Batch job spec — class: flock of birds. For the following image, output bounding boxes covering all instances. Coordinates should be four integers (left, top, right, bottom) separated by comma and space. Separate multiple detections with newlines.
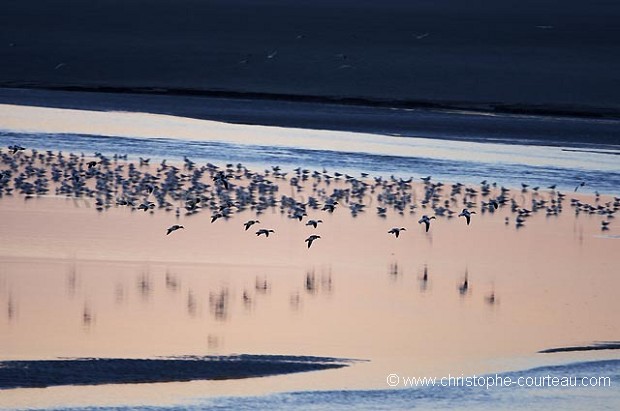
1, 145, 618, 252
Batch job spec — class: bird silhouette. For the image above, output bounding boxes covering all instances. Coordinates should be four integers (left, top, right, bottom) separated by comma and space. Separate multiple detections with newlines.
305, 235, 321, 248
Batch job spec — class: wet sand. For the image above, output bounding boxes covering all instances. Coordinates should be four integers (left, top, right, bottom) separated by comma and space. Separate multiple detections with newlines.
0, 152, 618, 408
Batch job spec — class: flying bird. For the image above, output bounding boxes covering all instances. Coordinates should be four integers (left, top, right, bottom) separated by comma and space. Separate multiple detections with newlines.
166, 225, 184, 235
322, 202, 338, 212
305, 235, 321, 248
388, 227, 406, 238
418, 215, 436, 232
256, 229, 275, 237
458, 209, 476, 225
305, 219, 323, 228
244, 220, 260, 231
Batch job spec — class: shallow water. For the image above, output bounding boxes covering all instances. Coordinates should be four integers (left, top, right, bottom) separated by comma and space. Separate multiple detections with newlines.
0, 104, 618, 409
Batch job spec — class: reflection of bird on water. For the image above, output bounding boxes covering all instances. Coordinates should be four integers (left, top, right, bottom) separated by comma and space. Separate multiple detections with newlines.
255, 277, 270, 293
419, 264, 429, 291
242, 290, 252, 307
485, 291, 497, 305
388, 227, 406, 238
389, 262, 400, 277
459, 271, 469, 295
82, 303, 94, 327
418, 215, 436, 232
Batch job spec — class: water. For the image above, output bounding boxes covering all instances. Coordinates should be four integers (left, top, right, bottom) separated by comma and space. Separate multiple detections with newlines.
24, 360, 620, 411
1, 129, 619, 195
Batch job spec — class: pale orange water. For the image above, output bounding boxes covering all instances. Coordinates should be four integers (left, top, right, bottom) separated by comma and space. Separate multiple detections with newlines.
0, 187, 618, 408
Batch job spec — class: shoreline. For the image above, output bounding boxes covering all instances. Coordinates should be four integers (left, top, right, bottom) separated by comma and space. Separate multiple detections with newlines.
3, 84, 620, 121
1, 88, 620, 150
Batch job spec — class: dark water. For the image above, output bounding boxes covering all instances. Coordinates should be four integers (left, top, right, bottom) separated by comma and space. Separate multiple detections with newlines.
24, 360, 620, 410
1, 0, 620, 113
0, 356, 350, 389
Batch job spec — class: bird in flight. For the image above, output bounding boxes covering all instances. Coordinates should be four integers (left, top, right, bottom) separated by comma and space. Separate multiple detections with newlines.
166, 225, 184, 235
388, 227, 406, 238
418, 215, 436, 232
305, 219, 323, 228
322, 202, 338, 212
244, 220, 260, 231
256, 229, 275, 237
305, 235, 321, 248
458, 209, 476, 225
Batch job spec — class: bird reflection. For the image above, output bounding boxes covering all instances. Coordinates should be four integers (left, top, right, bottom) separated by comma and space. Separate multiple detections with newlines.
7, 293, 16, 321
389, 262, 402, 279
187, 290, 197, 317
165, 270, 180, 292
485, 284, 498, 305
320, 271, 333, 293
137, 270, 152, 300
242, 289, 253, 308
209, 288, 229, 321
82, 302, 94, 328
419, 264, 429, 292
207, 334, 220, 351
485, 292, 497, 305
114, 283, 125, 304
458, 269, 470, 296
66, 265, 78, 297
255, 276, 270, 294
290, 291, 302, 310
305, 270, 317, 294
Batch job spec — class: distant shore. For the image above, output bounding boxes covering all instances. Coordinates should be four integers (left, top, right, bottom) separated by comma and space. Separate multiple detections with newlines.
2, 88, 620, 150
3, 84, 620, 120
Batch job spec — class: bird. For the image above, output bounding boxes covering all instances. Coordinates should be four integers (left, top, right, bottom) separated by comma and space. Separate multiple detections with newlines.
166, 225, 184, 235
305, 235, 321, 248
418, 215, 436, 232
305, 219, 323, 228
244, 220, 260, 231
322, 202, 338, 212
388, 227, 406, 238
211, 213, 223, 223
137, 201, 154, 212
256, 229, 275, 237
86, 161, 98, 169
8, 145, 25, 155
458, 209, 476, 225
575, 181, 585, 192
